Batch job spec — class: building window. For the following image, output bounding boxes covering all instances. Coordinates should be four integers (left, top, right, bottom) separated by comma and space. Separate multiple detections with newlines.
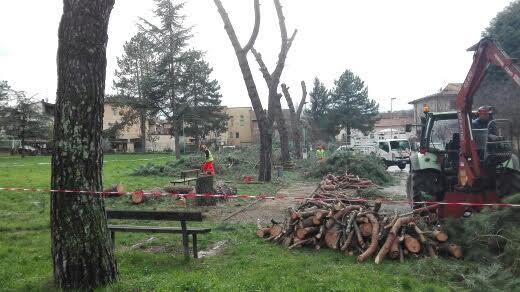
239, 115, 245, 127
229, 132, 233, 139
112, 108, 118, 116
236, 132, 240, 139
230, 116, 234, 127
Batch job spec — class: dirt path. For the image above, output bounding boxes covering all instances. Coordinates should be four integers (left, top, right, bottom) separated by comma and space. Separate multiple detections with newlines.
206, 182, 319, 225
206, 169, 412, 224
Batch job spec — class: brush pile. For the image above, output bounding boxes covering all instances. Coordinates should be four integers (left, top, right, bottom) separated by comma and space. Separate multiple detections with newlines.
319, 174, 377, 191
257, 200, 463, 263
315, 174, 378, 201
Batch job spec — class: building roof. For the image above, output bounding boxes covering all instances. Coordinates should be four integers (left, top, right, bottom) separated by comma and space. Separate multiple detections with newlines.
408, 83, 462, 105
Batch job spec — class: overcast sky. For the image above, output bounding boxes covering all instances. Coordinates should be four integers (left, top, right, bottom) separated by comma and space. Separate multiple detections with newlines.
0, 0, 514, 112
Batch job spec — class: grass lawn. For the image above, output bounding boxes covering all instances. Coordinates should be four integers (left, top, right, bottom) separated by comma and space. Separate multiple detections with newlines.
0, 154, 462, 291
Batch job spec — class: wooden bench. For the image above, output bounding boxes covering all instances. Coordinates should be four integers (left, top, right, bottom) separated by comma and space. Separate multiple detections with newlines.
171, 169, 200, 185
107, 210, 211, 259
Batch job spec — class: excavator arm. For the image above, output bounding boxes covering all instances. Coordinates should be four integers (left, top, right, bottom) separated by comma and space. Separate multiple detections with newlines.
456, 37, 520, 187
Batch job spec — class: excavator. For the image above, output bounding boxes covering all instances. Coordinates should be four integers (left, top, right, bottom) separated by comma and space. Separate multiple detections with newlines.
407, 38, 520, 218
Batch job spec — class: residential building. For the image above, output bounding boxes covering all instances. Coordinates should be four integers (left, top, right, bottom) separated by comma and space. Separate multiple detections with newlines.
408, 83, 462, 125
223, 107, 255, 145
335, 110, 414, 143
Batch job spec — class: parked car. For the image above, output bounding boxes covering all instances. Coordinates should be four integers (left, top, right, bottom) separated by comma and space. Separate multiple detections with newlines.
17, 145, 39, 156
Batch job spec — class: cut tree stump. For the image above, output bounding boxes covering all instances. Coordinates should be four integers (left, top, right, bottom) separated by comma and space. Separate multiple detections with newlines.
196, 175, 216, 206
103, 183, 124, 196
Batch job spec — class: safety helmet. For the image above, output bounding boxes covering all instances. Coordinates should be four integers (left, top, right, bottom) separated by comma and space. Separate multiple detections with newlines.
477, 106, 491, 115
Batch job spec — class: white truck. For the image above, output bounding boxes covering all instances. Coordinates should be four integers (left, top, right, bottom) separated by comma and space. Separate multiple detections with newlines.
337, 136, 411, 170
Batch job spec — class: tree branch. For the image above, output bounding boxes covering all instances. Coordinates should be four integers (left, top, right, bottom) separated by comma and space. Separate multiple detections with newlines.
251, 48, 272, 85
213, 0, 261, 54
281, 83, 296, 112
213, 0, 244, 54
271, 0, 297, 82
242, 0, 261, 53
296, 80, 307, 118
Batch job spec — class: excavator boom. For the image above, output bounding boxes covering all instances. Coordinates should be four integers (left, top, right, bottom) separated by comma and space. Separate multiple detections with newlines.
456, 38, 520, 187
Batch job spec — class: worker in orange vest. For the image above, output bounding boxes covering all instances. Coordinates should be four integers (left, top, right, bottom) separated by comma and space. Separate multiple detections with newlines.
201, 144, 215, 175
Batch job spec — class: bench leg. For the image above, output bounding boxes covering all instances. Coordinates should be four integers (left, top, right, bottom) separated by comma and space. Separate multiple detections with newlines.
110, 231, 115, 246
181, 221, 190, 260
192, 234, 198, 259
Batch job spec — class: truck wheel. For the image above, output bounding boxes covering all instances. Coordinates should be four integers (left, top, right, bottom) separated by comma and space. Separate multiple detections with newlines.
497, 169, 520, 197
406, 170, 444, 208
398, 162, 406, 170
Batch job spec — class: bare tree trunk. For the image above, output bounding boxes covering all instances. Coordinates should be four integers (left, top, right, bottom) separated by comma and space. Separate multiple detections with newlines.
270, 91, 291, 163
281, 81, 306, 158
51, 0, 117, 289
347, 124, 351, 146
20, 120, 25, 158
248, 0, 297, 165
139, 110, 147, 153
214, 0, 272, 181
173, 127, 181, 159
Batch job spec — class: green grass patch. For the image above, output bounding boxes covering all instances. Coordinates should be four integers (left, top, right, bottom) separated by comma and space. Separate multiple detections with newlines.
0, 154, 458, 290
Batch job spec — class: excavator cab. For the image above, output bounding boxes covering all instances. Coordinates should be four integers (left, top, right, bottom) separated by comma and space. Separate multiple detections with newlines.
472, 119, 514, 166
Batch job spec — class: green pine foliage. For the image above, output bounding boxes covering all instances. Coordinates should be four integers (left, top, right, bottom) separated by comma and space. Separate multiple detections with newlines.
309, 151, 394, 186
441, 194, 520, 290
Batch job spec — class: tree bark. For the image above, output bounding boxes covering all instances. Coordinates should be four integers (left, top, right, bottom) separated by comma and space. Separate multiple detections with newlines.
270, 91, 291, 163
139, 109, 147, 153
196, 175, 216, 206
248, 0, 297, 165
51, 0, 117, 289
173, 127, 181, 159
214, 0, 272, 181
281, 81, 306, 159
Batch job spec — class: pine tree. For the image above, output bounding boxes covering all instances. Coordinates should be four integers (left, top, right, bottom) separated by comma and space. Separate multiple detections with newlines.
113, 32, 156, 152
139, 0, 192, 158
306, 77, 333, 141
181, 51, 228, 146
331, 70, 379, 144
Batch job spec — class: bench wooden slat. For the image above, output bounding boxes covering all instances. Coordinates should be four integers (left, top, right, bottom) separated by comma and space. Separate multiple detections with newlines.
108, 225, 211, 234
106, 210, 202, 221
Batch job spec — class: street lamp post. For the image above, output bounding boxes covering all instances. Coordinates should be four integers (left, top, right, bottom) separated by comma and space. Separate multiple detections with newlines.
390, 98, 397, 138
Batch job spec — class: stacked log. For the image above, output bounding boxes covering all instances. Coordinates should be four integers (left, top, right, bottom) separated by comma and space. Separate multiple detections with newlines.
319, 174, 377, 192
257, 199, 462, 263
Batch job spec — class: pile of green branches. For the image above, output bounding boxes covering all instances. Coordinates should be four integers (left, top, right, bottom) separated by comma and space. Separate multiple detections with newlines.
441, 194, 520, 290
309, 151, 394, 186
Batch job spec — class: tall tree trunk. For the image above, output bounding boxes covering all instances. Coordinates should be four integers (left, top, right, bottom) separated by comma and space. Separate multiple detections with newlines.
281, 82, 306, 159
347, 124, 352, 146
20, 121, 25, 158
139, 110, 147, 153
270, 91, 290, 163
258, 120, 273, 181
174, 127, 181, 159
213, 0, 272, 181
51, 0, 117, 289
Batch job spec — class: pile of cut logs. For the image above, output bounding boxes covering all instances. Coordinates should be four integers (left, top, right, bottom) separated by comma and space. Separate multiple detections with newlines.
257, 200, 462, 263
319, 174, 377, 192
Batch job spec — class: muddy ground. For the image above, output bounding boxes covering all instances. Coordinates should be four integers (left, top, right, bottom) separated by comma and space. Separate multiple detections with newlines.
206, 166, 411, 225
